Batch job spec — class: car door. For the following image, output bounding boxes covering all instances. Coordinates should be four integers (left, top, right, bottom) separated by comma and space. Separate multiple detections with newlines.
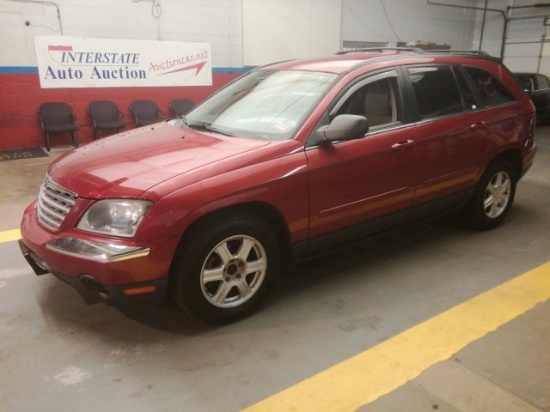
531, 74, 550, 118
305, 70, 416, 250
403, 65, 492, 219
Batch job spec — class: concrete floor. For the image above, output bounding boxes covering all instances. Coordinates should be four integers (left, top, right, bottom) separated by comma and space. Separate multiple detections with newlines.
0, 128, 549, 412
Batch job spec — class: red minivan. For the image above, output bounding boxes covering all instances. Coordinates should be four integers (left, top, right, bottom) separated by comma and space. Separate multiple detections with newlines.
19, 49, 537, 323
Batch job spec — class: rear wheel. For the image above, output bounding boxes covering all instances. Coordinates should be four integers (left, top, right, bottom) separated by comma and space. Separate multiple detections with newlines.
170, 212, 280, 324
464, 159, 517, 230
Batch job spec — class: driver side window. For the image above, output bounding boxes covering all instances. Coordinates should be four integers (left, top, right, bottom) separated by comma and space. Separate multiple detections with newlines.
335, 75, 401, 128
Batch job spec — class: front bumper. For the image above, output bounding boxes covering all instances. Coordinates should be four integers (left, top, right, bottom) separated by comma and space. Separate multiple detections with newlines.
19, 239, 168, 306
19, 203, 178, 307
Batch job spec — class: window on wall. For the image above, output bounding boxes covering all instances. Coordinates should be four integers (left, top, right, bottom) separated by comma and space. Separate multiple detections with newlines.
406, 66, 464, 119
464, 67, 516, 107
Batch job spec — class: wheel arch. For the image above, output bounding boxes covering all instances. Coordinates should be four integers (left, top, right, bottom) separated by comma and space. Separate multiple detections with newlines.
169, 201, 293, 277
490, 148, 522, 180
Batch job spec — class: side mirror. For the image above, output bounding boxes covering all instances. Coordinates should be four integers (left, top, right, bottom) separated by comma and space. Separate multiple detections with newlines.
316, 114, 369, 144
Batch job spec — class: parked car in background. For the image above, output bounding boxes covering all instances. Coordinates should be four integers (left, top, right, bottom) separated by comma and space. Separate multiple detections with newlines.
19, 49, 537, 324
513, 72, 550, 124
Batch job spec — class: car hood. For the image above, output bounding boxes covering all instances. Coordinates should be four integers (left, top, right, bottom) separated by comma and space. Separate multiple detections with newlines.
48, 122, 272, 199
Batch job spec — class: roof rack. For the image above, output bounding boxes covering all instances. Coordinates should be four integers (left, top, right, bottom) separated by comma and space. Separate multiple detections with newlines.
336, 48, 492, 57
420, 49, 491, 56
336, 47, 422, 55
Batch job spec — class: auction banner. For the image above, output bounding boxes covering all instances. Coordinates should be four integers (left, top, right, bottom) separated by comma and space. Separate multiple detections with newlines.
34, 36, 212, 88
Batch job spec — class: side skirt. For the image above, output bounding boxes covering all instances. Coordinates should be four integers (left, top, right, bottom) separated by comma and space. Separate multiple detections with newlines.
292, 188, 475, 264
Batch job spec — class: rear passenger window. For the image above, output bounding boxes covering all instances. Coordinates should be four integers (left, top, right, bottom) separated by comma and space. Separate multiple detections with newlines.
455, 69, 478, 110
464, 67, 516, 107
407, 66, 464, 119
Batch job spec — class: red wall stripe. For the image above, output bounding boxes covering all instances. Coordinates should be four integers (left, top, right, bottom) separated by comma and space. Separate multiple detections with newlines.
0, 72, 241, 150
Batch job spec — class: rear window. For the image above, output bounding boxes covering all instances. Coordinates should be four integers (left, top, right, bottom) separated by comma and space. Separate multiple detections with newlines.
464, 67, 516, 107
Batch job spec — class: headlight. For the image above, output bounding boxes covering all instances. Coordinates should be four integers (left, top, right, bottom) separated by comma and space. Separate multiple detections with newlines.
77, 199, 152, 238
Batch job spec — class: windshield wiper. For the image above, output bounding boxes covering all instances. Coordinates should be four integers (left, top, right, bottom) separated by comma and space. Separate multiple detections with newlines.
185, 122, 234, 137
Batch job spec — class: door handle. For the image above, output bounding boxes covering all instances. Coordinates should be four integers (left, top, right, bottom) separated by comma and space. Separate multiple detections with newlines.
391, 139, 415, 150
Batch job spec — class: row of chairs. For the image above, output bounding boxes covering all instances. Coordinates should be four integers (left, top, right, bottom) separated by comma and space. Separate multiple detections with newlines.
38, 98, 195, 151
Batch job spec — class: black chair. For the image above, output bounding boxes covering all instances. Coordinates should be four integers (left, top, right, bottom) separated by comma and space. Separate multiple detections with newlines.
169, 98, 195, 118
38, 102, 79, 151
88, 100, 126, 139
129, 100, 165, 127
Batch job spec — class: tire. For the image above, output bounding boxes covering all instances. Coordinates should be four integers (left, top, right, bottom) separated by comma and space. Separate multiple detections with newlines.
170, 211, 280, 324
464, 159, 517, 230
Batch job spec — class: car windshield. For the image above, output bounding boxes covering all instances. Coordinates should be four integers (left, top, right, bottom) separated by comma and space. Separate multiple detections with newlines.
179, 69, 337, 141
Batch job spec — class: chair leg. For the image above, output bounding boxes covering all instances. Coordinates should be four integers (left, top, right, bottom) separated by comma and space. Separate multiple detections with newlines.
45, 132, 50, 152
71, 131, 78, 147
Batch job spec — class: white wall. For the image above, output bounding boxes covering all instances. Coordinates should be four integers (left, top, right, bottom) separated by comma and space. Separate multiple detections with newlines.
504, 21, 547, 73
469, 0, 506, 58
2, 0, 483, 70
0, 0, 244, 68
5, 0, 549, 73
1, 0, 341, 69
341, 0, 477, 50
242, 0, 341, 66
501, 0, 550, 74
470, 0, 550, 74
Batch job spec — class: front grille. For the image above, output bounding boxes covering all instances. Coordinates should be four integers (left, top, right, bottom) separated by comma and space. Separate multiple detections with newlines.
37, 176, 78, 231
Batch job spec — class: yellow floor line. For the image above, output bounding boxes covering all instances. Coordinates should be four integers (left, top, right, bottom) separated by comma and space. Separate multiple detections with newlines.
0, 229, 20, 243
243, 262, 550, 412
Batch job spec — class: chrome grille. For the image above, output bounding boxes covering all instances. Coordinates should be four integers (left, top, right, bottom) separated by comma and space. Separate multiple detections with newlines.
37, 176, 78, 231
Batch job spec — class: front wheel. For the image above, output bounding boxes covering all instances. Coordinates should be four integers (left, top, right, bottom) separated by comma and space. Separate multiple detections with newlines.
170, 212, 281, 324
464, 159, 517, 230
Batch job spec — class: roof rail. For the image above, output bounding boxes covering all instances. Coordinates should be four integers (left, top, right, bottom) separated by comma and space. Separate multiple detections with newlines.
336, 48, 493, 58
420, 49, 491, 56
336, 47, 422, 55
